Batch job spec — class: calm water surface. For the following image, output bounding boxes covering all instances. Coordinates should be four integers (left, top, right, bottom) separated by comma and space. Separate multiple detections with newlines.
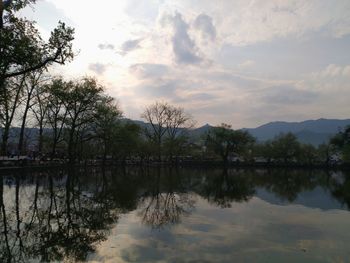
1, 167, 350, 262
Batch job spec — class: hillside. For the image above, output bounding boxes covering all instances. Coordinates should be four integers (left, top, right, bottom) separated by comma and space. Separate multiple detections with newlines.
242, 118, 350, 145
1, 118, 349, 148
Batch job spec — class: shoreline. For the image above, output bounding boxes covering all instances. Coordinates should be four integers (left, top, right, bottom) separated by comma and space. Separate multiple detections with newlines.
0, 160, 349, 172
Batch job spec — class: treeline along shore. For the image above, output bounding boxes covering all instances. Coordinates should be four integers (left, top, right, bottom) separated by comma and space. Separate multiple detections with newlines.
0, 89, 349, 169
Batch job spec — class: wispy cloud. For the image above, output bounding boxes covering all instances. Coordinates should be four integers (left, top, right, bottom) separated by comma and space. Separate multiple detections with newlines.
88, 63, 108, 75
98, 43, 115, 50
118, 38, 143, 56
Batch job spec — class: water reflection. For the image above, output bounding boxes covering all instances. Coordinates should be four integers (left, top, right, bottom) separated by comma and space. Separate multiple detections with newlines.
139, 169, 195, 229
0, 167, 349, 262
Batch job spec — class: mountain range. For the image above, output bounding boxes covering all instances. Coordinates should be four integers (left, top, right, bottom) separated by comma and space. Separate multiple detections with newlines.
242, 118, 350, 145
2, 118, 349, 147
190, 118, 350, 146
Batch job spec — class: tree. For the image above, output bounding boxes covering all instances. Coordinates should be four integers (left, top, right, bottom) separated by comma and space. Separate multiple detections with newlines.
17, 70, 48, 155
141, 101, 169, 161
112, 122, 142, 164
330, 126, 350, 163
30, 77, 50, 153
1, 0, 74, 156
0, 0, 74, 87
164, 105, 194, 162
141, 101, 194, 162
93, 97, 122, 163
0, 75, 24, 155
253, 141, 274, 164
62, 77, 104, 163
45, 77, 71, 158
299, 144, 317, 165
317, 143, 334, 166
271, 133, 300, 164
205, 123, 255, 165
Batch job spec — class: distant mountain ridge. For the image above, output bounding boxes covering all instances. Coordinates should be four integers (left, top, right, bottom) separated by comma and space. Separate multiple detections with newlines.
124, 118, 350, 145
2, 118, 349, 148
242, 118, 350, 145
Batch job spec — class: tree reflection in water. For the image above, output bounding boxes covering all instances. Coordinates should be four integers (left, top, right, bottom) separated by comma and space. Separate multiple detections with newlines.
0, 167, 349, 262
139, 168, 195, 229
0, 168, 120, 262
200, 168, 256, 208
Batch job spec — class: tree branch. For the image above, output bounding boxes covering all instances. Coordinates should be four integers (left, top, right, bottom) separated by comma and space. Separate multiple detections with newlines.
4, 48, 62, 79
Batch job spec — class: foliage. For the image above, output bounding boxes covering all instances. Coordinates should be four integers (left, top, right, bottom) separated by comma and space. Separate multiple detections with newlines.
205, 123, 255, 164
330, 126, 350, 162
112, 122, 142, 160
270, 132, 300, 163
93, 97, 122, 160
0, 0, 74, 81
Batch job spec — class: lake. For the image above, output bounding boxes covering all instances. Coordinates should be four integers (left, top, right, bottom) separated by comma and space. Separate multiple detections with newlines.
0, 167, 349, 262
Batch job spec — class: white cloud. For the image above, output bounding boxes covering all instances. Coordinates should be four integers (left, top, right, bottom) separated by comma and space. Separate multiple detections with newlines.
238, 60, 256, 70
312, 64, 350, 78
202, 0, 350, 46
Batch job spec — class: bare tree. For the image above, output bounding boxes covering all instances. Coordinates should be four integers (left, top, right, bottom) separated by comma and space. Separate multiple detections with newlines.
93, 96, 122, 163
141, 101, 169, 161
165, 105, 194, 161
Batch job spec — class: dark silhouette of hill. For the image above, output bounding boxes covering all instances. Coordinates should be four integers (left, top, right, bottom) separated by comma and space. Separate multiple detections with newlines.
242, 118, 350, 145
187, 118, 350, 146
1, 118, 349, 149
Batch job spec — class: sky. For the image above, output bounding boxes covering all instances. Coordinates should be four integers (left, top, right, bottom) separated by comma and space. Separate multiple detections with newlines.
20, 0, 350, 128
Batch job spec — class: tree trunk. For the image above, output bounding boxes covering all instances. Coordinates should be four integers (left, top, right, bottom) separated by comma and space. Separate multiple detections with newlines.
0, 1, 4, 29
38, 124, 43, 153
17, 104, 30, 155
1, 124, 10, 156
68, 125, 76, 164
102, 140, 107, 166
158, 136, 162, 162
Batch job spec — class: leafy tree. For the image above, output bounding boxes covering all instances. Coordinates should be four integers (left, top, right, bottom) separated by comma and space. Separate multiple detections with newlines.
317, 143, 334, 165
112, 122, 142, 164
299, 144, 317, 165
330, 126, 350, 163
205, 123, 255, 164
62, 77, 104, 163
253, 141, 274, 163
270, 132, 300, 164
1, 0, 74, 156
0, 0, 74, 87
93, 97, 122, 162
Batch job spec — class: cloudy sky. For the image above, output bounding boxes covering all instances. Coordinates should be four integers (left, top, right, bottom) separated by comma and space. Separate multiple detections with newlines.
21, 0, 350, 128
